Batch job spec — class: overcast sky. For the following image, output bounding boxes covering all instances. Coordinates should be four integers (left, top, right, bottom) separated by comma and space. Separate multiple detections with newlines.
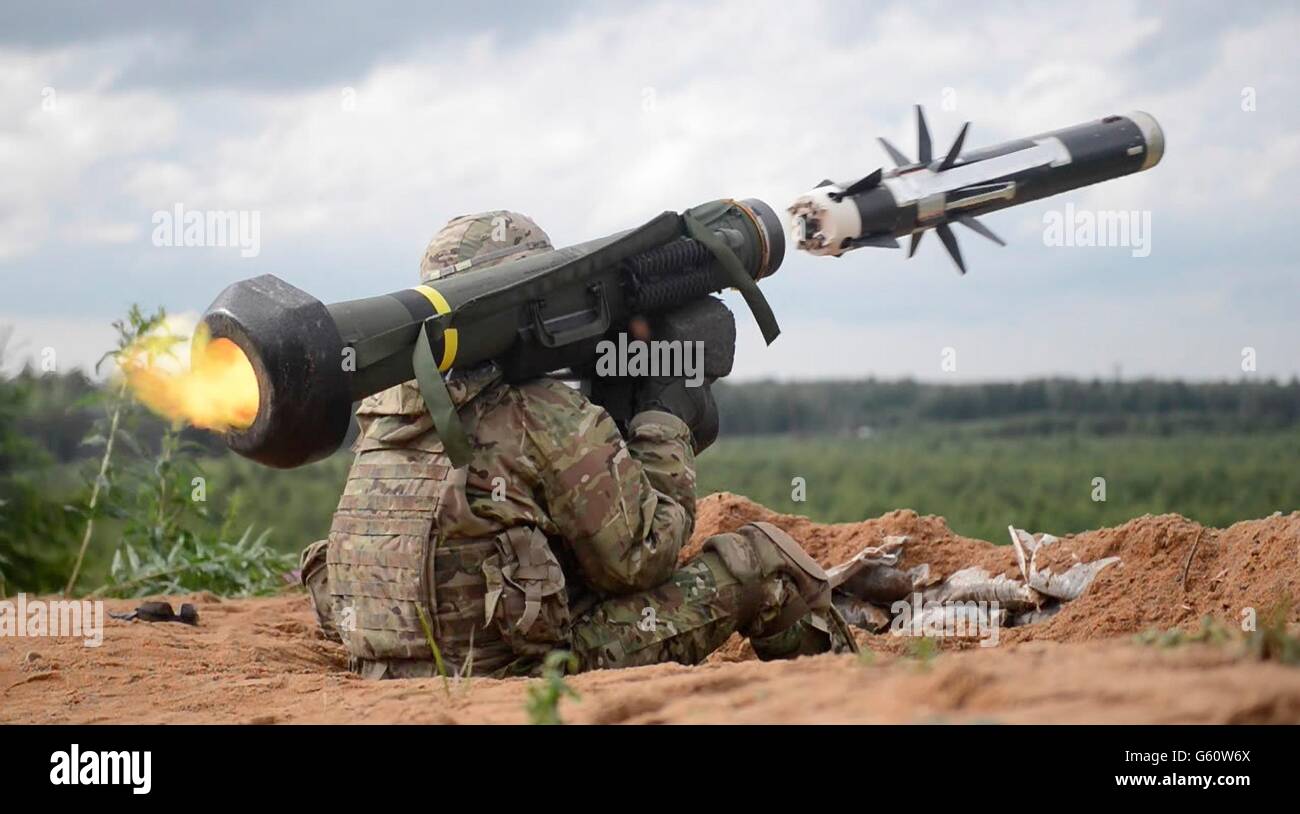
1, 0, 1297, 382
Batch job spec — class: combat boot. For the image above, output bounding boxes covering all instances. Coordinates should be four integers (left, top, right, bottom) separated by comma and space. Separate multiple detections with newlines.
704, 522, 858, 657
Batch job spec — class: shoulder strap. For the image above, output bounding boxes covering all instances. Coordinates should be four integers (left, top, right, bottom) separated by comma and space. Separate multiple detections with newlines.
412, 318, 473, 467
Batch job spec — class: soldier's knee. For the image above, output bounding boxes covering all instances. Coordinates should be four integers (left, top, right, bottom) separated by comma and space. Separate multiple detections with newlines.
580, 525, 685, 596
703, 523, 833, 639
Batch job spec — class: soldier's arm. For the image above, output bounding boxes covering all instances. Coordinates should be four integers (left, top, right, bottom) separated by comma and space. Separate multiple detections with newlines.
519, 380, 696, 596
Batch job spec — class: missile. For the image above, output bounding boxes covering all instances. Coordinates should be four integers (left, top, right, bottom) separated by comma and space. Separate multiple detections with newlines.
787, 107, 1164, 273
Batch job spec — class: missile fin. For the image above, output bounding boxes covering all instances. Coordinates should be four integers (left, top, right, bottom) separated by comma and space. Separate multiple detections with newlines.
907, 230, 924, 258
938, 122, 970, 171
956, 214, 1006, 246
848, 233, 900, 249
935, 222, 966, 274
916, 105, 932, 164
878, 137, 913, 168
814, 179, 835, 188
831, 168, 883, 200
840, 168, 883, 197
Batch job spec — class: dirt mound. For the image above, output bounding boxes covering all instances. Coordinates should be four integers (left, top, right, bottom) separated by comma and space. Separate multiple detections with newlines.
689, 492, 1300, 643
2, 496, 1298, 724
4, 591, 1298, 724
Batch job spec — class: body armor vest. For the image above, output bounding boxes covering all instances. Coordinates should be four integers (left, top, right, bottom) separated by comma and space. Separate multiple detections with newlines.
325, 376, 523, 676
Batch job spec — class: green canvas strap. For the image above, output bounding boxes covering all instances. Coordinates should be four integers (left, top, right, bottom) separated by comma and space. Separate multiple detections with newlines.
682, 209, 781, 345
412, 318, 473, 468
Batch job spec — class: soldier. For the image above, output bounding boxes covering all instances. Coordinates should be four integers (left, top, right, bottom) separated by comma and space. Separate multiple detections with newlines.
300, 210, 856, 679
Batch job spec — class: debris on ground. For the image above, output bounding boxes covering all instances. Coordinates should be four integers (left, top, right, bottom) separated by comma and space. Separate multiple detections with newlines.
819, 522, 1120, 638
108, 601, 200, 625
688, 492, 1300, 646
1008, 526, 1121, 601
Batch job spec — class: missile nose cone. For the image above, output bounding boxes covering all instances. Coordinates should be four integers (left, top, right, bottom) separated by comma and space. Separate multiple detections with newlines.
1126, 111, 1164, 171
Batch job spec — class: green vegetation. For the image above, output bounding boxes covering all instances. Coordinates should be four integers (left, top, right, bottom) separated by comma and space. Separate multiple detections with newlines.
1, 313, 294, 598
197, 453, 350, 547
65, 305, 175, 594
697, 429, 1300, 544
136, 421, 1300, 561
4, 329, 1298, 595
1245, 600, 1300, 666
905, 636, 939, 666
526, 650, 580, 725
97, 527, 294, 598
1135, 615, 1235, 649
1136, 603, 1300, 666
713, 377, 1300, 436
416, 605, 453, 695
0, 344, 82, 597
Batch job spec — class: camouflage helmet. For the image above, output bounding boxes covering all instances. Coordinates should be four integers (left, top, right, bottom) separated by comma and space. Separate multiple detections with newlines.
419, 210, 552, 282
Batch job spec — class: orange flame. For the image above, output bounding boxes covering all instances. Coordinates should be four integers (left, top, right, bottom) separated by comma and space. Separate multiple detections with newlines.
122, 325, 260, 431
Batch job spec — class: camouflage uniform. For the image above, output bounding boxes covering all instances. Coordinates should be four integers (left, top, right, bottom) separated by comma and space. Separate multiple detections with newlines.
300, 211, 853, 679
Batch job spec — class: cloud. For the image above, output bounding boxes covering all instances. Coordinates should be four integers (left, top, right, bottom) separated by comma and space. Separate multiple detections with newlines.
1, 0, 1298, 381
0, 46, 177, 260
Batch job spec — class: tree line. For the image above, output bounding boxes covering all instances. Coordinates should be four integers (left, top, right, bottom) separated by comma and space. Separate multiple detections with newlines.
6, 368, 1300, 468
712, 376, 1300, 436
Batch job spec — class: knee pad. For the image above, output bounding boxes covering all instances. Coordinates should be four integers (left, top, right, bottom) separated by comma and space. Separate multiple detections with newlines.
703, 522, 833, 639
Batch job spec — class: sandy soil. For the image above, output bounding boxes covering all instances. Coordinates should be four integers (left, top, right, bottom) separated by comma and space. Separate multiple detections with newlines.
4, 494, 1299, 724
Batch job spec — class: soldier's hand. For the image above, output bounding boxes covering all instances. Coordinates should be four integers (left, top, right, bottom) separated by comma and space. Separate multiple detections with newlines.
633, 376, 718, 454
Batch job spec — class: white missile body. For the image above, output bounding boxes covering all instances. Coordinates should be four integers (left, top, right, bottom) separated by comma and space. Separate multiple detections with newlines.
788, 108, 1164, 273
